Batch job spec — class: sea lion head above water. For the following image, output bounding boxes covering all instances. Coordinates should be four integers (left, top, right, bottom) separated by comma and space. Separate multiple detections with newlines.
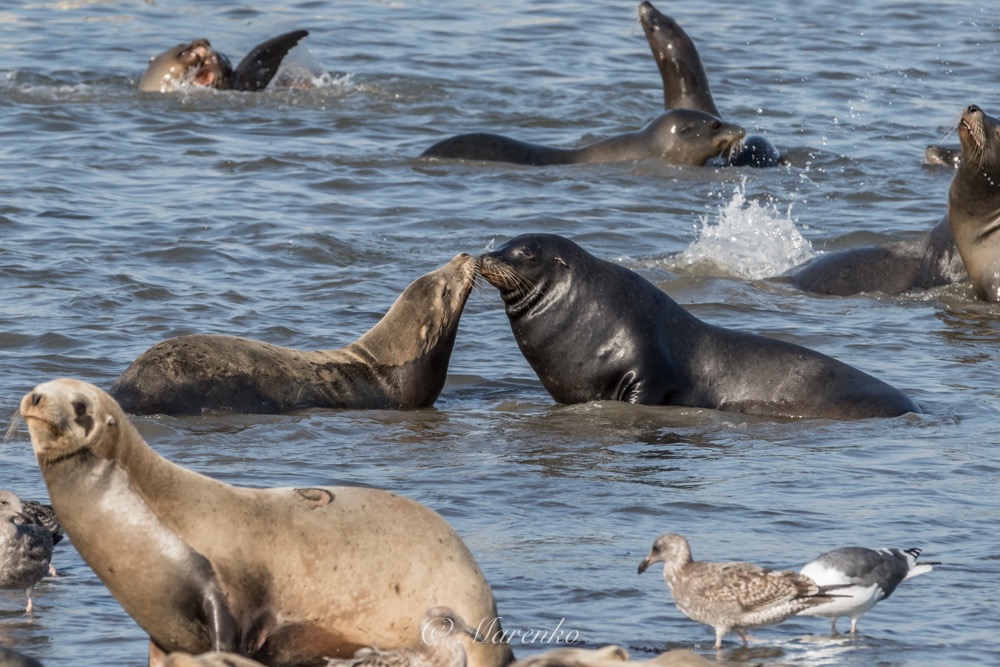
948, 104, 1000, 301
139, 30, 309, 93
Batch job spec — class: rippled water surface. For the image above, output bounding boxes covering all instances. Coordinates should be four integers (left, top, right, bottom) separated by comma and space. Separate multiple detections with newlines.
1, 0, 999, 665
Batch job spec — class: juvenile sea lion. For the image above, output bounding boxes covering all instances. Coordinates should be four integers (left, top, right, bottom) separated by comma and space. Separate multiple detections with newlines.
948, 104, 1000, 301
110, 254, 475, 415
139, 30, 308, 93
420, 110, 744, 167
637, 1, 780, 168
20, 378, 512, 667
478, 234, 919, 419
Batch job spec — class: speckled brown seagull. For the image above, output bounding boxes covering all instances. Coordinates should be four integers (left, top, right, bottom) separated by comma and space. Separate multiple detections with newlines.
638, 533, 840, 649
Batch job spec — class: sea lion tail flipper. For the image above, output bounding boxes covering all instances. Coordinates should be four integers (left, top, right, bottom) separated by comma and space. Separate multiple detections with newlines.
233, 29, 309, 91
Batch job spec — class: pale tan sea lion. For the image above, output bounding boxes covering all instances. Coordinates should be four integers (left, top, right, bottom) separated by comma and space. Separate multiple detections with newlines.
109, 253, 476, 415
20, 378, 512, 667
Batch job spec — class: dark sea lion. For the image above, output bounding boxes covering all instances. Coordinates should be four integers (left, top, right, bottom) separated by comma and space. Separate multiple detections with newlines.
139, 30, 309, 93
20, 378, 512, 667
0, 647, 45, 667
948, 104, 1000, 301
637, 1, 780, 168
420, 109, 744, 167
790, 215, 966, 296
924, 144, 961, 168
109, 254, 476, 415
477, 234, 918, 419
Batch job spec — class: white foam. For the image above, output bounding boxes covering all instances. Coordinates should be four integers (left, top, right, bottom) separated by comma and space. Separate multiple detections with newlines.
673, 180, 815, 280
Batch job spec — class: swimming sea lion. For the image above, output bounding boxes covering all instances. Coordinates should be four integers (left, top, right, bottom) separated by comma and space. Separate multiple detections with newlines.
477, 234, 919, 419
789, 215, 966, 296
793, 104, 1000, 297
948, 104, 1000, 301
924, 144, 961, 168
20, 378, 512, 667
109, 254, 475, 415
139, 30, 309, 93
420, 109, 744, 167
637, 1, 780, 168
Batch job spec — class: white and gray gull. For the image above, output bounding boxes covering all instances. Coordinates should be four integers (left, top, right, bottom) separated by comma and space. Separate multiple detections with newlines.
797, 546, 937, 634
0, 490, 55, 613
325, 606, 483, 667
638, 533, 842, 649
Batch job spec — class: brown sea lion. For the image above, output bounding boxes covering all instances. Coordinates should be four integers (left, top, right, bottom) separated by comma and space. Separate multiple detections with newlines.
20, 378, 512, 667
109, 254, 476, 415
948, 104, 1000, 301
637, 1, 780, 168
139, 30, 308, 93
420, 109, 744, 167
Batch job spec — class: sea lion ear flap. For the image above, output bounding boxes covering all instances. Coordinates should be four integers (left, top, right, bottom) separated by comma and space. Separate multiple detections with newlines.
554, 255, 568, 268
106, 415, 117, 428
232, 29, 309, 91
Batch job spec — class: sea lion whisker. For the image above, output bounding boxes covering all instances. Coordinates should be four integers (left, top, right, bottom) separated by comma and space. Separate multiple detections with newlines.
3, 412, 24, 444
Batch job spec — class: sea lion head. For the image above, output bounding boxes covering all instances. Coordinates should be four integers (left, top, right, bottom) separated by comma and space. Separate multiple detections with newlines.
477, 234, 588, 316
645, 110, 745, 166
957, 104, 1000, 173
20, 379, 124, 467
139, 39, 234, 92
360, 254, 476, 363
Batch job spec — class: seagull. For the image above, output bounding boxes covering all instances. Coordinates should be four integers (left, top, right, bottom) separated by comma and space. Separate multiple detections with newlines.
0, 490, 54, 614
797, 546, 937, 634
324, 606, 483, 667
638, 533, 841, 649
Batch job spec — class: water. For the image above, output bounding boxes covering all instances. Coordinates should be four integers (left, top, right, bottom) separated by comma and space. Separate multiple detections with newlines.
1, 0, 999, 665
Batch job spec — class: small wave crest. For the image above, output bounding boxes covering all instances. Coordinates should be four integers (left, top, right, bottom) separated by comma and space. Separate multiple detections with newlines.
672, 180, 814, 280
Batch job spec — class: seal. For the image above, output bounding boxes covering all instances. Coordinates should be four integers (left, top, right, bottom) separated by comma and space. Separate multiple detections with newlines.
638, 1, 780, 168
20, 378, 513, 667
790, 215, 966, 296
947, 104, 1000, 301
477, 233, 919, 419
109, 254, 476, 415
420, 109, 744, 167
139, 30, 309, 93
924, 144, 961, 168
792, 104, 1000, 298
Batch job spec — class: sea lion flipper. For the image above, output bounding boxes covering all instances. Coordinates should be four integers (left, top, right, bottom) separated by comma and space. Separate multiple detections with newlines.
232, 29, 309, 91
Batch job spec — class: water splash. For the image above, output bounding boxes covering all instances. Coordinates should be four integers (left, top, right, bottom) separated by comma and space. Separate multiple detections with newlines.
673, 180, 815, 280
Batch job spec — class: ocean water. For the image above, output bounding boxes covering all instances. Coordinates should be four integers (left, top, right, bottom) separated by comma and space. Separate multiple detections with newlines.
1, 0, 999, 665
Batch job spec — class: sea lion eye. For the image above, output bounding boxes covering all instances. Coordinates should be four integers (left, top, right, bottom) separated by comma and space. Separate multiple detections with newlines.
72, 401, 87, 418
711, 120, 722, 130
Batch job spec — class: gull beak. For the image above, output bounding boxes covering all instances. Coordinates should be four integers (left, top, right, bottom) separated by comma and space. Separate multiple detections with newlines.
638, 556, 652, 575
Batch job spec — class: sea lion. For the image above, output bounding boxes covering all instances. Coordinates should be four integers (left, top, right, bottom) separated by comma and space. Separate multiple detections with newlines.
793, 104, 1000, 298
948, 104, 1000, 301
789, 215, 966, 296
20, 378, 512, 667
477, 233, 919, 419
924, 144, 961, 168
420, 109, 744, 167
109, 254, 475, 415
637, 1, 780, 168
139, 30, 309, 93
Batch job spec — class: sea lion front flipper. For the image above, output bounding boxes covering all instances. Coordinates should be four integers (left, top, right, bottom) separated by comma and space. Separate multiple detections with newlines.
232, 30, 309, 91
